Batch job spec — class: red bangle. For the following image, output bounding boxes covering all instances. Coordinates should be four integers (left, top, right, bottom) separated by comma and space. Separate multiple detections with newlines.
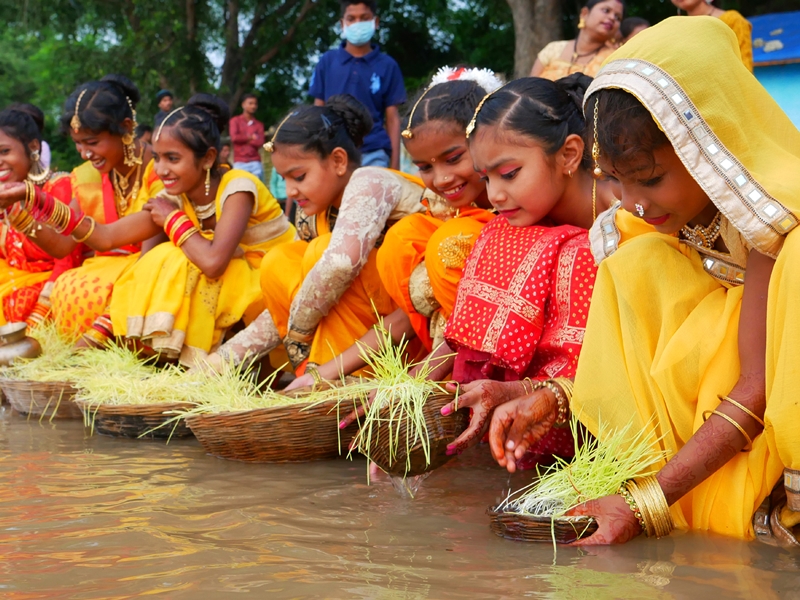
170, 221, 195, 245
165, 210, 185, 235
62, 208, 85, 236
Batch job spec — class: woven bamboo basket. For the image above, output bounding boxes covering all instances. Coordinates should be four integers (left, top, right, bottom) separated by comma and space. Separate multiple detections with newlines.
487, 508, 598, 544
367, 392, 469, 478
76, 400, 195, 439
0, 378, 82, 419
186, 397, 358, 462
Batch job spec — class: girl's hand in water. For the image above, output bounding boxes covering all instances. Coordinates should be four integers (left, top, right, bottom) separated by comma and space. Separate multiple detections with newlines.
441, 380, 522, 456
0, 182, 27, 209
284, 373, 314, 392
565, 494, 642, 545
488, 389, 557, 472
143, 197, 179, 227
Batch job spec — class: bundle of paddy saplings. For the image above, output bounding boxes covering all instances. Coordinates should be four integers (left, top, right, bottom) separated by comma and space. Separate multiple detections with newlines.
489, 417, 664, 545
175, 360, 359, 462
74, 351, 201, 439
0, 321, 84, 419
311, 323, 467, 481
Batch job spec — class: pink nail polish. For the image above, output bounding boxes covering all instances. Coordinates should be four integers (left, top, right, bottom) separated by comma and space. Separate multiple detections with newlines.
441, 405, 451, 416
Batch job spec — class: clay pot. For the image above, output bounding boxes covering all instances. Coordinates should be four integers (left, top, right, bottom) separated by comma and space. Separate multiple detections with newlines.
0, 322, 41, 367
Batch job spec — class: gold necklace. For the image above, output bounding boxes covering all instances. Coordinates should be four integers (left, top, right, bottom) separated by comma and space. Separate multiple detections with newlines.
681, 211, 722, 249
111, 143, 145, 214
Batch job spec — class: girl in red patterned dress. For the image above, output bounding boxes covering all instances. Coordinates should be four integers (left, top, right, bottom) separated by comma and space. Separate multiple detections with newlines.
435, 75, 619, 471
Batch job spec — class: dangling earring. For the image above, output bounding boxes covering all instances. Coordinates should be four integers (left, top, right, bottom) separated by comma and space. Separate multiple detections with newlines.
205, 168, 211, 196
578, 17, 586, 29
26, 149, 51, 185
122, 132, 136, 167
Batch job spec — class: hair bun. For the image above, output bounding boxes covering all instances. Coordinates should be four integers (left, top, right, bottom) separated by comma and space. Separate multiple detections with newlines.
326, 94, 373, 147
100, 74, 141, 106
554, 73, 592, 113
7, 103, 45, 134
187, 93, 230, 132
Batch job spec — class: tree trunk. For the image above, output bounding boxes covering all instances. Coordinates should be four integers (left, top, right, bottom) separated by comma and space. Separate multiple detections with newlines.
506, 0, 562, 78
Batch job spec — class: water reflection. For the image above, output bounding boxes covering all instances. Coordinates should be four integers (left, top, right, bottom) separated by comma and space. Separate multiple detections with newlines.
1, 405, 799, 598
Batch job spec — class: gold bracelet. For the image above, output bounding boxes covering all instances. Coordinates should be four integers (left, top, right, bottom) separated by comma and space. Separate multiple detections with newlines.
520, 377, 534, 395
718, 395, 765, 428
72, 216, 96, 243
286, 328, 315, 344
617, 482, 647, 534
541, 379, 570, 427
702, 409, 753, 451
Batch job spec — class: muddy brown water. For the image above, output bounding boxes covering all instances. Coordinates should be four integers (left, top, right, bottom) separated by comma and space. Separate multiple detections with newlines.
2, 405, 799, 599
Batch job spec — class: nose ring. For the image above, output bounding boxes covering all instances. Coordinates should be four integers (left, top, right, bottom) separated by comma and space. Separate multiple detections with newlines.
635, 203, 645, 217
86, 151, 94, 159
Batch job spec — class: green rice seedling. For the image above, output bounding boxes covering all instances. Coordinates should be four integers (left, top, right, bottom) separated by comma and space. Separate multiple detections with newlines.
495, 416, 664, 518
305, 321, 456, 482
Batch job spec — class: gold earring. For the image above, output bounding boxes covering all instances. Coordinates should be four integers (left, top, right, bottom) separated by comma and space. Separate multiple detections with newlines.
27, 149, 51, 185
592, 100, 602, 178
205, 168, 211, 196
122, 132, 136, 166
568, 169, 573, 178
578, 17, 586, 29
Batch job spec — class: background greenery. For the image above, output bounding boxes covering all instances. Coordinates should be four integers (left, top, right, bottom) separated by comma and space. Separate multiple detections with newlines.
0, 0, 791, 171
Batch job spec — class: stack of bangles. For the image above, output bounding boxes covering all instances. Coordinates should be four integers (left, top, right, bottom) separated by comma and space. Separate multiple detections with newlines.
618, 475, 674, 538
519, 377, 573, 427
164, 209, 200, 247
306, 365, 325, 387
6, 203, 38, 236
22, 180, 84, 236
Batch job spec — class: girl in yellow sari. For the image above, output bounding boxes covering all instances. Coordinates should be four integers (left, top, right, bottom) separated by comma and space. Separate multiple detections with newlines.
499, 17, 800, 545
108, 95, 294, 365
0, 104, 82, 326
205, 95, 427, 373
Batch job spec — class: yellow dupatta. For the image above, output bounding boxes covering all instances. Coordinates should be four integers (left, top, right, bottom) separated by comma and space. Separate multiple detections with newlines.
573, 17, 800, 539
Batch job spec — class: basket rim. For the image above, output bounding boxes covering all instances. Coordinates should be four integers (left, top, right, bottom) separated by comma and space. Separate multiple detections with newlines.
0, 377, 76, 389
74, 398, 197, 412
183, 397, 341, 422
486, 507, 597, 524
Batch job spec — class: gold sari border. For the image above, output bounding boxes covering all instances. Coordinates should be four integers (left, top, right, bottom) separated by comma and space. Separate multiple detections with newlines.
586, 59, 797, 259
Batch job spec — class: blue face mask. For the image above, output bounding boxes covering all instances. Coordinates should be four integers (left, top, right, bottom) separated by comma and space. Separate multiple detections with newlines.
342, 19, 376, 46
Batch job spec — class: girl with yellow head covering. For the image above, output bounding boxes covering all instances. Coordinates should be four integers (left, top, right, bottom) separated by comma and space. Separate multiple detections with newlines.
517, 16, 800, 545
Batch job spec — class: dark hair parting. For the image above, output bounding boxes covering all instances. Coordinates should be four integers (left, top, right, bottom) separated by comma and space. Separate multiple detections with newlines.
157, 93, 231, 171
60, 74, 140, 136
468, 74, 593, 169
272, 94, 372, 164
404, 78, 490, 133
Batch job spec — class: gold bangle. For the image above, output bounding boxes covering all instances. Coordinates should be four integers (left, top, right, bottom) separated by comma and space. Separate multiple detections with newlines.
718, 395, 765, 428
307, 366, 324, 387
175, 226, 199, 248
286, 328, 314, 344
617, 482, 647, 534
520, 377, 534, 395
72, 216, 96, 243
626, 476, 674, 538
702, 409, 753, 451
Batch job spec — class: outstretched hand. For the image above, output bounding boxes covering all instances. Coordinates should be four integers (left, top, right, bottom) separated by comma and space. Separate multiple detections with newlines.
0, 182, 27, 210
488, 389, 558, 472
440, 379, 522, 456
565, 494, 642, 545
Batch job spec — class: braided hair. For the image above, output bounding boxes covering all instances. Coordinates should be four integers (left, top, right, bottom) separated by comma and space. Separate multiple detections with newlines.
156, 93, 230, 172
272, 94, 372, 164
60, 74, 139, 136
469, 74, 593, 169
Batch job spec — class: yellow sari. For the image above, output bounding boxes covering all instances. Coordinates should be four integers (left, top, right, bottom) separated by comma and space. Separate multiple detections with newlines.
109, 169, 295, 365
50, 161, 161, 336
573, 17, 800, 539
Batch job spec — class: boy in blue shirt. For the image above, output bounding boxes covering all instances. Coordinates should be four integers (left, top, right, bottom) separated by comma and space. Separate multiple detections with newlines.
308, 0, 406, 169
